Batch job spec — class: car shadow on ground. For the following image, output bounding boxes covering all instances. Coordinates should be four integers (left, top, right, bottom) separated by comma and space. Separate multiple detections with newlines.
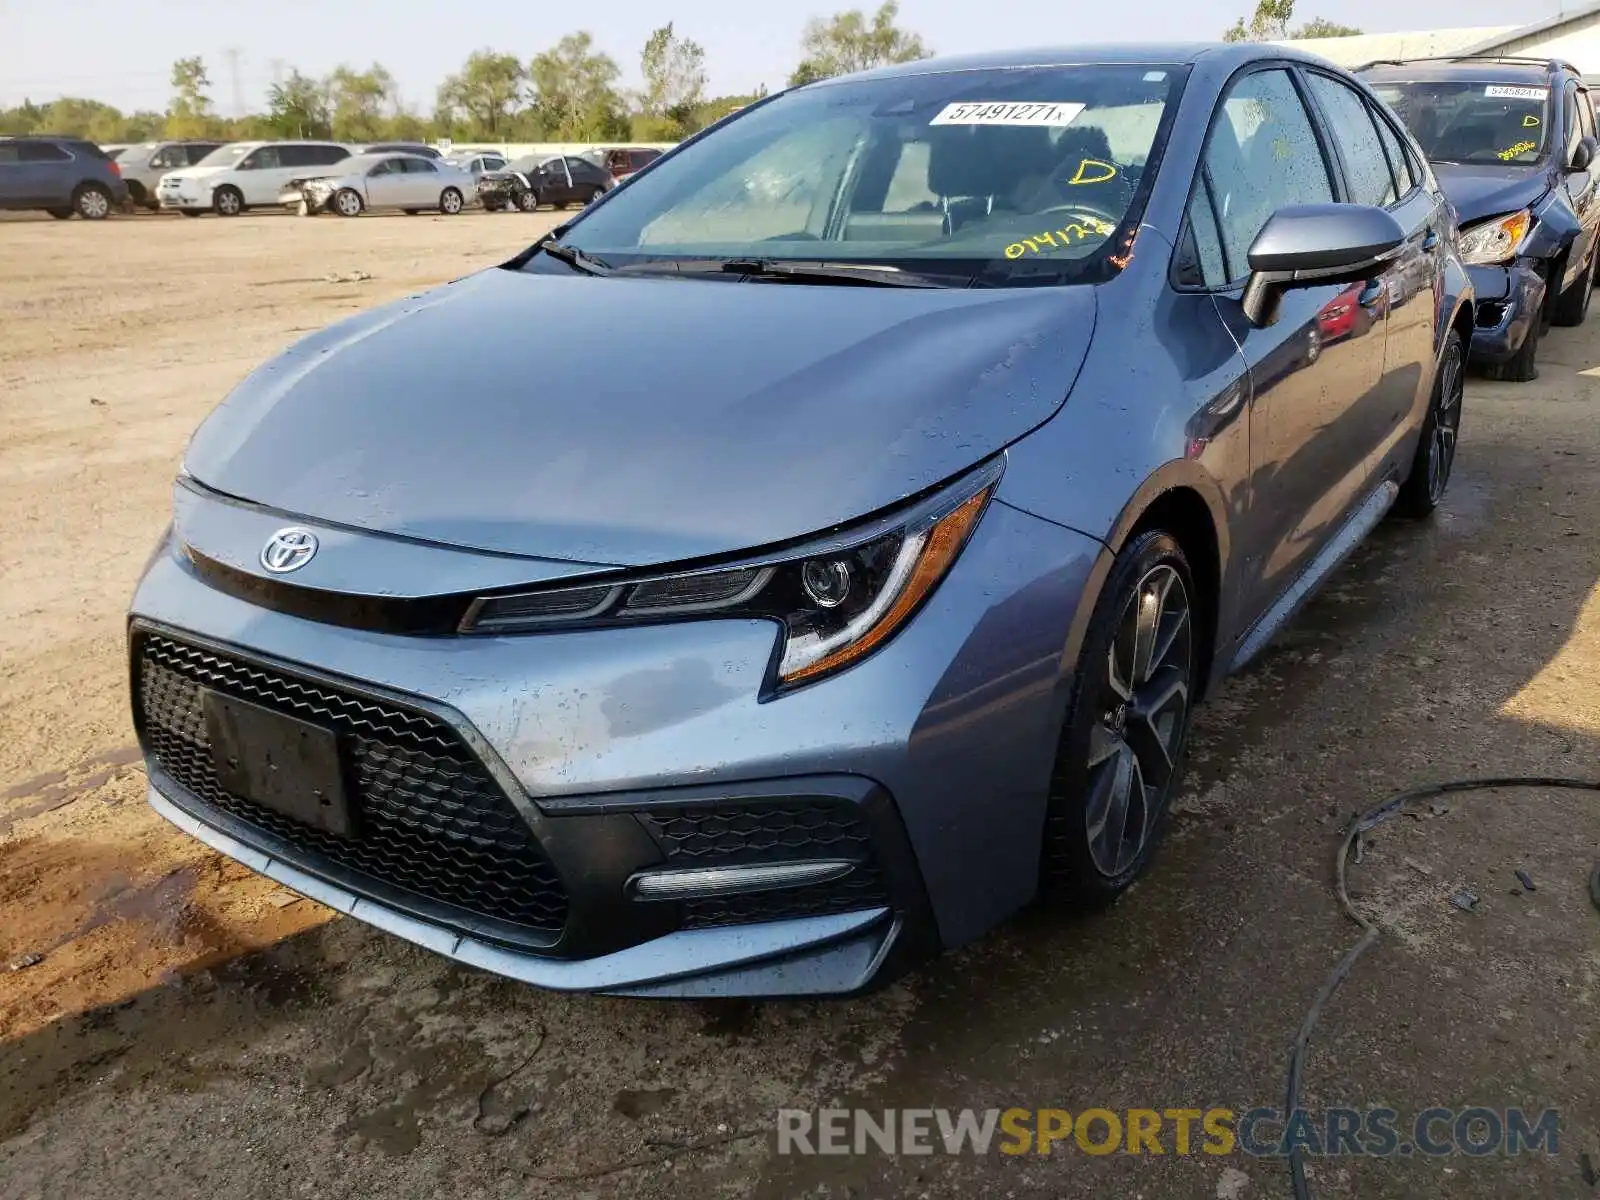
2, 377, 1599, 1199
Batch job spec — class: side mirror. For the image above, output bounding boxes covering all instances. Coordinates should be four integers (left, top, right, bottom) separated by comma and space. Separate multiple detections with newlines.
1241, 203, 1407, 327
1569, 135, 1596, 173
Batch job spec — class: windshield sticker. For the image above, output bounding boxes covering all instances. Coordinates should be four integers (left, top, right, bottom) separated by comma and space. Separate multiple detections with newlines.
1067, 158, 1119, 185
1497, 140, 1538, 161
931, 101, 1086, 127
1524, 114, 1541, 127
1004, 216, 1116, 259
1485, 85, 1547, 100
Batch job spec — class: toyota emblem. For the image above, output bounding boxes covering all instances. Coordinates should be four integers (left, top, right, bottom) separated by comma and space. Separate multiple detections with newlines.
260, 527, 319, 573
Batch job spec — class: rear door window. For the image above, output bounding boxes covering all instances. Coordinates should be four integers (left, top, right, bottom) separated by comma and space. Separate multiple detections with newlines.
19, 142, 71, 162
1305, 72, 1397, 207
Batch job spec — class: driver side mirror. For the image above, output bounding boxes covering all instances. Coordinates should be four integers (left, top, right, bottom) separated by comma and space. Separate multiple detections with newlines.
1569, 135, 1596, 173
1240, 203, 1407, 327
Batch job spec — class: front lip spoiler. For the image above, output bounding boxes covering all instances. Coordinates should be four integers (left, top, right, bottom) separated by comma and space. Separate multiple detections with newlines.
147, 783, 900, 996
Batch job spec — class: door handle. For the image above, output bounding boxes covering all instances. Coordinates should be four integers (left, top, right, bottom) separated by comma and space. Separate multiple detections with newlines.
1358, 280, 1385, 309
1421, 229, 1440, 251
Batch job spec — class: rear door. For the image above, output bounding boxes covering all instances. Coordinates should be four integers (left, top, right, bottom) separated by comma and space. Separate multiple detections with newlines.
0, 142, 27, 206
1193, 65, 1389, 618
1563, 79, 1600, 287
401, 156, 441, 205
1303, 69, 1440, 491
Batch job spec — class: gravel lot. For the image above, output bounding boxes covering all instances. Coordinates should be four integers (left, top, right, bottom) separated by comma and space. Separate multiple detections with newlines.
2, 210, 1599, 1199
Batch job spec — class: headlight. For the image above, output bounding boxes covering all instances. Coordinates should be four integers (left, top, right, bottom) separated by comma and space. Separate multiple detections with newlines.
459, 460, 1001, 691
1459, 210, 1532, 265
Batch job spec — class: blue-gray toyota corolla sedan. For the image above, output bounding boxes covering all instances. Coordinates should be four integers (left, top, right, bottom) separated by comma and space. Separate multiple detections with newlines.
130, 44, 1473, 997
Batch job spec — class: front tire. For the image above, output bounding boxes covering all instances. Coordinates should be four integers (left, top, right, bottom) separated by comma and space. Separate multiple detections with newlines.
516, 188, 539, 213
1482, 316, 1539, 382
213, 186, 244, 217
74, 183, 112, 220
334, 188, 363, 218
440, 187, 464, 215
1394, 330, 1464, 518
1041, 531, 1197, 905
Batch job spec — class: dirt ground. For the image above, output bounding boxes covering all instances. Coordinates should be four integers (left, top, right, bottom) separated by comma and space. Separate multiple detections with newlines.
2, 209, 1599, 1200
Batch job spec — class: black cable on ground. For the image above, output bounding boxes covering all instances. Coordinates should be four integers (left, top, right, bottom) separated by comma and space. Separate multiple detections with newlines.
1288, 776, 1600, 1200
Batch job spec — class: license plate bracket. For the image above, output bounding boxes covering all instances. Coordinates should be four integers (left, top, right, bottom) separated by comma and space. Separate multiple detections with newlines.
203, 689, 354, 837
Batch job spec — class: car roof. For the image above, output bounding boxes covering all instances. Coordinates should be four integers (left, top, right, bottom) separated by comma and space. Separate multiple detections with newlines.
342, 151, 434, 168
837, 42, 1332, 82
1362, 56, 1577, 84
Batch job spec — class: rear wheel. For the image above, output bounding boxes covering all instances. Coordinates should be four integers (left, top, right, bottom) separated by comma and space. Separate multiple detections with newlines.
1041, 531, 1197, 905
213, 186, 244, 217
1552, 248, 1596, 326
439, 187, 464, 215
74, 183, 112, 220
1394, 329, 1464, 518
334, 188, 363, 218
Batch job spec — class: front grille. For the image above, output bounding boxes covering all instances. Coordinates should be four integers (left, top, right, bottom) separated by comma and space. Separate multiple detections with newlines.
641, 802, 891, 929
135, 632, 568, 939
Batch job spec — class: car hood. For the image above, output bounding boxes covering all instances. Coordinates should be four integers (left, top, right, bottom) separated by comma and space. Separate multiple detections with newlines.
184, 266, 1097, 566
160, 164, 235, 183
1432, 162, 1551, 225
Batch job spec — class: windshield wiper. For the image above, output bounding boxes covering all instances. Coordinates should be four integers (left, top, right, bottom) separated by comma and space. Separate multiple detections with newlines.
716, 258, 962, 288
537, 240, 616, 276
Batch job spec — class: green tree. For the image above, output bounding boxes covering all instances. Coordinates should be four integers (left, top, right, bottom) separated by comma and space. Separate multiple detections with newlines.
264, 69, 331, 139
529, 32, 628, 140
638, 23, 707, 138
328, 63, 397, 141
789, 1, 929, 87
166, 56, 216, 137
1224, 0, 1361, 40
1292, 16, 1363, 36
435, 50, 526, 138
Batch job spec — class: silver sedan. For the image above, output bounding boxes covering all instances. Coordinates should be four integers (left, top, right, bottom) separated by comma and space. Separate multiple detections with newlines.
281, 152, 471, 217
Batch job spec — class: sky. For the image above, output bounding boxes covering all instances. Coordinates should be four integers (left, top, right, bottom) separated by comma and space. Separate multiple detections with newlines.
0, 0, 1574, 114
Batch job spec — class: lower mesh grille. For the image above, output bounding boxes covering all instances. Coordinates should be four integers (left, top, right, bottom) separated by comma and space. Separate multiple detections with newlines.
640, 802, 891, 928
134, 631, 568, 938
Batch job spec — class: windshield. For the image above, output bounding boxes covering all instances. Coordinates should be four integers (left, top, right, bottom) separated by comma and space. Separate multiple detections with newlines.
554, 64, 1186, 286
1369, 80, 1550, 165
194, 143, 255, 168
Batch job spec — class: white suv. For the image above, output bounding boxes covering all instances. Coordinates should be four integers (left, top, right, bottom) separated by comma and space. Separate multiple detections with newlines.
158, 141, 351, 216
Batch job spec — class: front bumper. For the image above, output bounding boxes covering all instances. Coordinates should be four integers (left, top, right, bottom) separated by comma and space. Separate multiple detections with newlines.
158, 186, 207, 210
1466, 259, 1545, 364
130, 486, 1103, 994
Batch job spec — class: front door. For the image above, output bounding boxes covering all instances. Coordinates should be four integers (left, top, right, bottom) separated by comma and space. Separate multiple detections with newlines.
364, 158, 408, 208
1192, 65, 1390, 619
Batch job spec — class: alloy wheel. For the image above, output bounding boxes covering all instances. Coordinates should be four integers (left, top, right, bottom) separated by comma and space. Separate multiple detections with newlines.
1427, 337, 1464, 504
78, 188, 109, 219
216, 190, 241, 216
441, 189, 463, 214
1084, 564, 1192, 877
336, 191, 361, 217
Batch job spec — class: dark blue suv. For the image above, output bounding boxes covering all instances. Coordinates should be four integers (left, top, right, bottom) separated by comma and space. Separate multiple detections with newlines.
1364, 56, 1600, 381
0, 135, 130, 220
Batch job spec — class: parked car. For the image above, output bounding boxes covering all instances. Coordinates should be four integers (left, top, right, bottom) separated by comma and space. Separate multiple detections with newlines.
131, 44, 1471, 998
356, 141, 443, 160
1364, 55, 1600, 381
445, 150, 509, 179
115, 140, 228, 209
0, 135, 128, 219
282, 152, 471, 216
477, 154, 613, 211
595, 146, 663, 179
157, 141, 352, 216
